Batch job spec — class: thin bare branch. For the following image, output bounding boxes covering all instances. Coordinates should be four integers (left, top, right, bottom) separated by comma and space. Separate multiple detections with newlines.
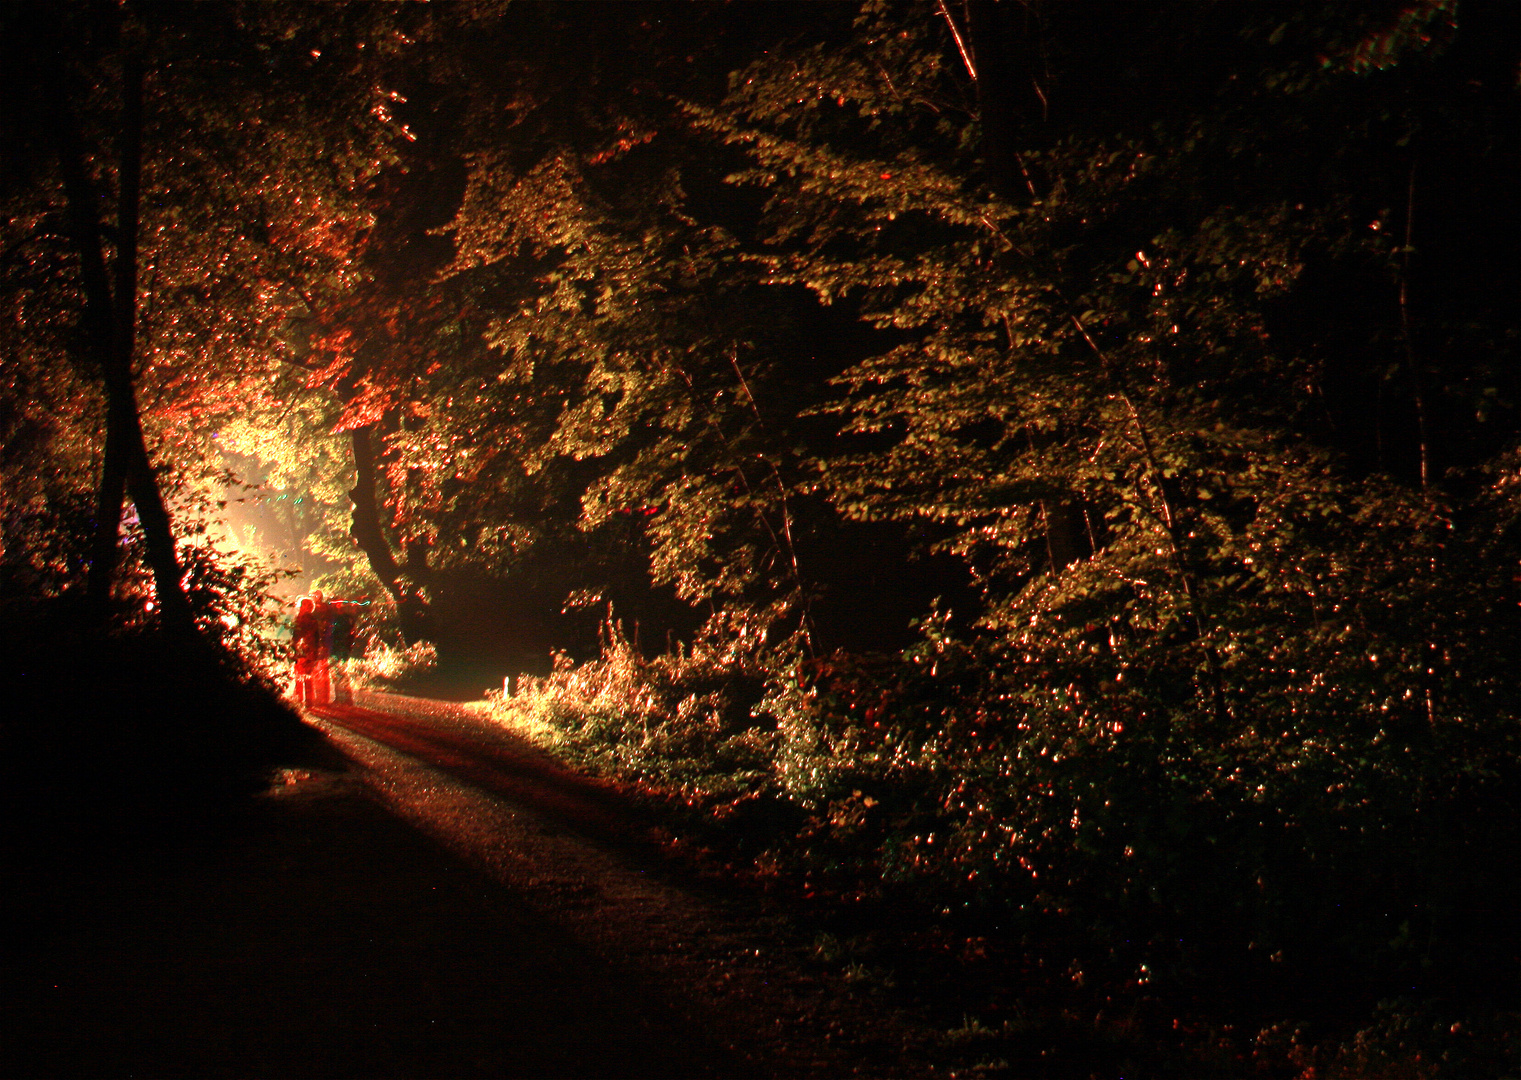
937, 0, 978, 81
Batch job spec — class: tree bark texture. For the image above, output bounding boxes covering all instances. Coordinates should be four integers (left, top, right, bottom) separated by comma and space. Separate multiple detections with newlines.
348, 424, 430, 642
47, 41, 195, 635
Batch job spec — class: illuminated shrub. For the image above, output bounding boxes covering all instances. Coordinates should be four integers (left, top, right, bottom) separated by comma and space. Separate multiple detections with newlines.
353, 638, 440, 688
490, 608, 776, 802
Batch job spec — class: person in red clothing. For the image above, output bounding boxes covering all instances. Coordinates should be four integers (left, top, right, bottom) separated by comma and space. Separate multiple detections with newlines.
290, 589, 368, 706
290, 593, 322, 706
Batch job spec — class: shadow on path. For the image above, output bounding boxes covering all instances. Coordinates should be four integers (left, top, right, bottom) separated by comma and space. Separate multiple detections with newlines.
5, 689, 933, 1079
308, 698, 648, 847
2, 754, 747, 1078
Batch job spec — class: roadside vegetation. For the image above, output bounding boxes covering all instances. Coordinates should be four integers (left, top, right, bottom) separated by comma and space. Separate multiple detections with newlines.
473, 5, 1521, 1070
490, 594, 1521, 1076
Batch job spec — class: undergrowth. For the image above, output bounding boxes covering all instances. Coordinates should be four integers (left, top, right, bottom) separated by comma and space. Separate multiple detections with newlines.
352, 637, 439, 690
488, 612, 776, 805
485, 610, 1521, 1078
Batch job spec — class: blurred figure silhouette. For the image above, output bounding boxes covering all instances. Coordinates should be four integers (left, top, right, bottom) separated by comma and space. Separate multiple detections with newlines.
291, 594, 321, 706
290, 589, 369, 706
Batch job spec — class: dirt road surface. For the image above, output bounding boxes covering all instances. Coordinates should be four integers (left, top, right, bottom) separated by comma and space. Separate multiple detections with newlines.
3, 690, 940, 1079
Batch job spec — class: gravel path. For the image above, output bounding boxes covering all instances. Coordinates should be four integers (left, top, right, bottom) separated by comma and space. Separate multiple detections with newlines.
3, 690, 940, 1079
310, 690, 939, 1078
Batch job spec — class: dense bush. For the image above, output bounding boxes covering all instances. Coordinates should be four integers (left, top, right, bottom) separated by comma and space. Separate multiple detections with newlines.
500, 580, 1521, 1069
491, 610, 777, 806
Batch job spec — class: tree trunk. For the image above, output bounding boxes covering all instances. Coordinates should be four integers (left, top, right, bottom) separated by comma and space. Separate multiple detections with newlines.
110, 56, 195, 636
1399, 160, 1433, 491
86, 422, 129, 613
967, 5, 1092, 574
348, 424, 430, 642
964, 0, 1033, 202
49, 44, 195, 635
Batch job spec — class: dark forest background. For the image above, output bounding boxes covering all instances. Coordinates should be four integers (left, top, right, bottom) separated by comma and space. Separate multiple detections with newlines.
4, 1, 1521, 1073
